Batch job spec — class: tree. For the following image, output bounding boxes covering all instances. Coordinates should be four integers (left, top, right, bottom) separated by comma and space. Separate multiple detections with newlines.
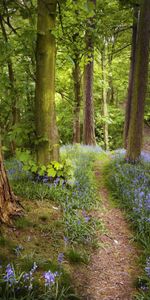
0, 0, 37, 152
101, 43, 109, 150
83, 0, 96, 145
56, 0, 88, 144
124, 5, 139, 148
0, 5, 20, 154
72, 56, 82, 143
0, 148, 20, 223
126, 0, 150, 162
35, 0, 59, 165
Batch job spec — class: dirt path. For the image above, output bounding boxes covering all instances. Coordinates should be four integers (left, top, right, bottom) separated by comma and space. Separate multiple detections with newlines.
72, 126, 150, 299
73, 162, 140, 300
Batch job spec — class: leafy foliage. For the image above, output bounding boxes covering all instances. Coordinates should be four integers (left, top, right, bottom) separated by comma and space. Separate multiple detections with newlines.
15, 149, 73, 182
6, 145, 104, 245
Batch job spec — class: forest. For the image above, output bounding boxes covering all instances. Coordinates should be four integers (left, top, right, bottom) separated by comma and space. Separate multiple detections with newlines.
0, 0, 150, 299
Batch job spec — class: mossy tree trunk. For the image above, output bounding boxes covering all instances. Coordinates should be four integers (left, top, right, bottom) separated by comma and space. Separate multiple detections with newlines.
83, 0, 96, 145
73, 57, 82, 144
124, 6, 139, 149
35, 0, 59, 165
126, 0, 150, 162
0, 149, 20, 224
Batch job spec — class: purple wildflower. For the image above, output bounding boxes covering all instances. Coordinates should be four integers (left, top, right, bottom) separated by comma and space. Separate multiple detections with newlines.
43, 270, 58, 287
31, 262, 38, 273
85, 216, 90, 222
3, 264, 16, 285
58, 253, 64, 264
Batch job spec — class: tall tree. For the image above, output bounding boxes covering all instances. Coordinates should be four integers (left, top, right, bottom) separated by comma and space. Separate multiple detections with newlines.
56, 0, 87, 144
124, 5, 139, 149
126, 0, 150, 162
35, 0, 59, 165
73, 56, 82, 143
83, 0, 96, 145
101, 43, 109, 151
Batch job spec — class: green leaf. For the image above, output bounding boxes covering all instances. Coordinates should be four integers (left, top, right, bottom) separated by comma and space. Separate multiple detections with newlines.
31, 165, 38, 173
47, 167, 56, 178
51, 161, 63, 170
23, 165, 30, 172
41, 165, 47, 172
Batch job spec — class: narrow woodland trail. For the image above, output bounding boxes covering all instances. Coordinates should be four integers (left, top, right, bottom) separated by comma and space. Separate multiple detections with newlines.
72, 126, 150, 299
73, 161, 140, 300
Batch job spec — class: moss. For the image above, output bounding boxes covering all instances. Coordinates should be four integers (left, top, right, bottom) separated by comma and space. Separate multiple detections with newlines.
35, 0, 59, 165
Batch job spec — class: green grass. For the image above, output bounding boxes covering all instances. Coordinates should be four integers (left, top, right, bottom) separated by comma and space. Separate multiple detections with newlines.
65, 247, 89, 264
1, 145, 106, 299
14, 216, 33, 229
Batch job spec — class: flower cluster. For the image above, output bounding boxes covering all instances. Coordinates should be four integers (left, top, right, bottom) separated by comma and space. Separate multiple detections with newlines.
3, 264, 16, 286
109, 157, 150, 225
0, 261, 60, 298
43, 270, 58, 287
108, 155, 150, 286
60, 146, 101, 243
112, 148, 150, 163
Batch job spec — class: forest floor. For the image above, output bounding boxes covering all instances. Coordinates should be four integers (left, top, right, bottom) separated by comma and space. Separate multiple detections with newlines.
1, 125, 149, 299
72, 125, 150, 300
72, 160, 140, 300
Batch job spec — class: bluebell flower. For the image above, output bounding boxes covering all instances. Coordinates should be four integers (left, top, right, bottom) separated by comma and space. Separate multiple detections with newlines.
30, 262, 38, 273
14, 245, 24, 256
3, 264, 16, 285
58, 253, 64, 264
85, 216, 90, 222
23, 273, 30, 282
43, 270, 58, 287
64, 236, 68, 245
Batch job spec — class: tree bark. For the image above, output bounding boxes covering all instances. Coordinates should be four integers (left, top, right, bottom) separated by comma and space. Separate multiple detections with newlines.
0, 150, 20, 224
73, 59, 81, 144
101, 47, 109, 151
83, 0, 96, 145
126, 0, 150, 162
35, 0, 59, 165
124, 6, 139, 149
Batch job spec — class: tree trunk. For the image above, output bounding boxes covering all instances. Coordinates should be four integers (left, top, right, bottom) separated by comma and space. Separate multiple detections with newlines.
126, 0, 150, 162
35, 0, 59, 165
0, 150, 20, 224
73, 59, 81, 144
124, 6, 139, 149
83, 0, 96, 145
101, 47, 109, 151
107, 44, 115, 105
0, 14, 20, 154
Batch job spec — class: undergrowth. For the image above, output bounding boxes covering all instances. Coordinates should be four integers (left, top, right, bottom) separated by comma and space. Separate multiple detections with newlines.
1, 145, 104, 299
106, 153, 150, 299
